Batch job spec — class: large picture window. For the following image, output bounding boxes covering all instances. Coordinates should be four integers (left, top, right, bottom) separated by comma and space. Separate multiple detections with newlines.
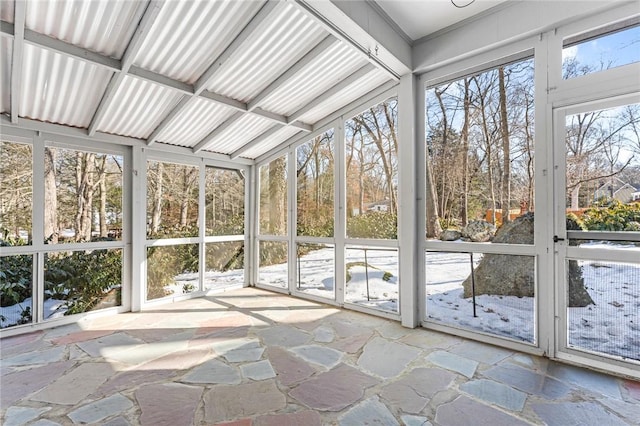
345, 99, 398, 240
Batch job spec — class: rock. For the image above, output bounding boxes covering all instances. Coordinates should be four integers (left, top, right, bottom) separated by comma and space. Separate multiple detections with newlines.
440, 229, 462, 241
461, 214, 594, 307
462, 220, 496, 242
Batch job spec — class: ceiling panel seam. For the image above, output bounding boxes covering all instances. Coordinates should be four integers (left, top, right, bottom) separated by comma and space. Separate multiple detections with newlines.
10, 0, 25, 123
191, 111, 245, 153
230, 125, 282, 159
88, 0, 165, 136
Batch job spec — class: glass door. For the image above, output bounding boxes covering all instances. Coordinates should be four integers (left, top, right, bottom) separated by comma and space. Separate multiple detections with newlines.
554, 96, 640, 369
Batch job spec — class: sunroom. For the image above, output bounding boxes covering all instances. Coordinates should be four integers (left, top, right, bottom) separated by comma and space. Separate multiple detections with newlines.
1, 0, 639, 423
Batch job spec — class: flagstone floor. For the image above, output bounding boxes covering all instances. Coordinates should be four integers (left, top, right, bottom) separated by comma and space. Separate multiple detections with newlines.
1, 287, 638, 426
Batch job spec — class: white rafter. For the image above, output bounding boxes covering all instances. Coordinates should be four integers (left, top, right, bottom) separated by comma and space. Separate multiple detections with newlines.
287, 63, 376, 122
10, 0, 25, 123
230, 125, 283, 159
88, 1, 164, 136
247, 35, 337, 112
146, 0, 281, 146
191, 111, 245, 153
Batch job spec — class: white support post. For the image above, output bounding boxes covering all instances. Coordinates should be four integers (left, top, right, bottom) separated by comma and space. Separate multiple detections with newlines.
32, 132, 45, 323
415, 75, 427, 325
247, 165, 256, 286
121, 146, 134, 312
287, 150, 296, 294
130, 146, 147, 311
334, 119, 346, 306
198, 159, 206, 291
398, 74, 419, 328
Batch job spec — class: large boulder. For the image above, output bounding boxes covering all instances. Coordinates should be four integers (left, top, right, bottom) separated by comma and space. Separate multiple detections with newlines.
440, 229, 462, 241
461, 213, 594, 307
462, 220, 496, 242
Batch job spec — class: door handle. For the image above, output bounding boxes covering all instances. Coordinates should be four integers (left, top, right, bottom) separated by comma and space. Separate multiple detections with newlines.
553, 235, 565, 243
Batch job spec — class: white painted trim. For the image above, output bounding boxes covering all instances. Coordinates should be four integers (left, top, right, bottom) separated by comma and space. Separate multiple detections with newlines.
10, 0, 25, 123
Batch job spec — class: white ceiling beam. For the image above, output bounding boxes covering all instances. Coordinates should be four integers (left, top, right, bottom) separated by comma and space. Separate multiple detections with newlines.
293, 0, 411, 80
192, 111, 245, 153
230, 126, 283, 159
10, 1, 25, 123
127, 66, 192, 94
88, 1, 164, 136
247, 35, 337, 111
288, 63, 375, 122
194, 0, 280, 94
147, 0, 280, 146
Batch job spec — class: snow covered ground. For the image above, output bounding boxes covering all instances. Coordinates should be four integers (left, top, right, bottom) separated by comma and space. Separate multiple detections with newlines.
3, 245, 638, 363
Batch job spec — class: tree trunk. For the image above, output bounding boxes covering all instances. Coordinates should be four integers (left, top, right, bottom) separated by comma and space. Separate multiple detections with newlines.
499, 67, 511, 224
44, 148, 58, 244
151, 162, 164, 234
269, 156, 286, 234
461, 78, 471, 226
98, 156, 108, 237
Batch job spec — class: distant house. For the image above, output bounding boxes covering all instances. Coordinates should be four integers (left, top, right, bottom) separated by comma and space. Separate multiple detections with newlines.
366, 200, 391, 213
594, 178, 638, 203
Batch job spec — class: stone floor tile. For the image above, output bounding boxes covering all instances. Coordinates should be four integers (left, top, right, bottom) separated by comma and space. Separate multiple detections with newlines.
136, 346, 211, 371
241, 360, 276, 380
426, 350, 478, 378
435, 395, 529, 426
1, 346, 65, 366
93, 369, 176, 397
0, 330, 43, 349
399, 330, 461, 350
257, 325, 310, 347
330, 320, 373, 339
67, 393, 133, 424
30, 420, 62, 426
0, 338, 53, 360
531, 401, 627, 426
623, 380, 640, 400
328, 334, 370, 354
338, 397, 399, 426
289, 363, 378, 411
102, 416, 131, 426
400, 414, 432, 426
51, 330, 114, 345
483, 364, 570, 399
217, 339, 264, 362
599, 397, 640, 423
267, 346, 316, 386
31, 362, 115, 405
381, 368, 455, 413
203, 380, 286, 423
254, 410, 322, 426
215, 419, 252, 426
377, 321, 410, 340
182, 358, 241, 384
3, 406, 51, 426
358, 337, 421, 378
313, 325, 335, 343
76, 332, 144, 358
290, 345, 342, 369
459, 379, 526, 412
546, 362, 622, 399
1, 360, 75, 409
136, 382, 202, 426
449, 341, 512, 365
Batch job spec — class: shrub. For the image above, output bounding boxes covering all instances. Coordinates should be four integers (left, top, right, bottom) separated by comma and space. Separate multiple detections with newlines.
347, 212, 397, 239
582, 200, 640, 231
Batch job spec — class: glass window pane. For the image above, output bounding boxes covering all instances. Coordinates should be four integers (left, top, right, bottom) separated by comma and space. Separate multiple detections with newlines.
258, 241, 287, 289
147, 161, 199, 239
206, 167, 244, 236
425, 59, 535, 243
567, 259, 639, 361
296, 243, 334, 300
44, 249, 122, 319
345, 248, 398, 313
297, 132, 334, 237
0, 141, 32, 245
563, 25, 640, 79
44, 148, 124, 244
565, 103, 640, 242
0, 254, 33, 328
204, 241, 244, 290
259, 156, 287, 236
346, 99, 398, 240
425, 251, 536, 344
146, 244, 199, 300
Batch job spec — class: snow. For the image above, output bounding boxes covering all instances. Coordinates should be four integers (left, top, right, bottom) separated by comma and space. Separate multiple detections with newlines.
2, 244, 638, 362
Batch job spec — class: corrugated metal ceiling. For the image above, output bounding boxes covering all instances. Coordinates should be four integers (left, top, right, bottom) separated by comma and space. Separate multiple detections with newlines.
0, 0, 396, 160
